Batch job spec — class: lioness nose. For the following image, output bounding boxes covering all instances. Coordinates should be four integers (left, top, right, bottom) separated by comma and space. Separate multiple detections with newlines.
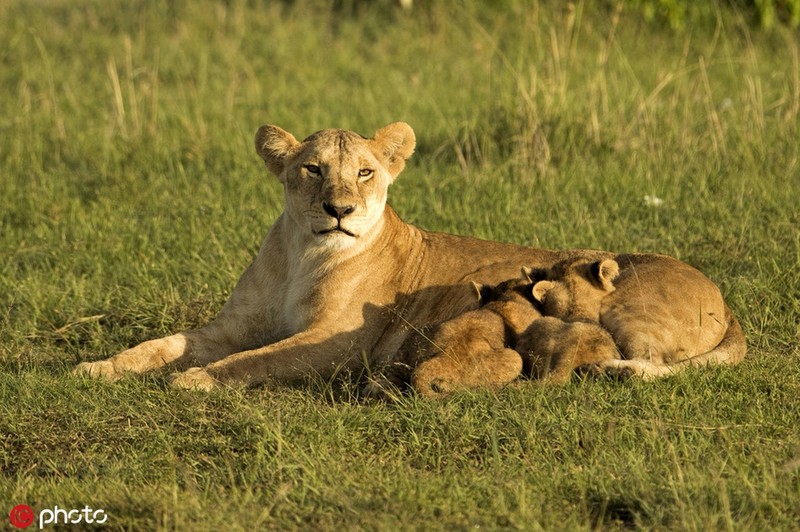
322, 202, 356, 219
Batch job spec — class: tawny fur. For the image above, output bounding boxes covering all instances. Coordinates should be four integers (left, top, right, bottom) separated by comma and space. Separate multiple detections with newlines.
528, 255, 747, 380
529, 257, 619, 322
364, 278, 540, 399
73, 123, 746, 390
517, 317, 619, 383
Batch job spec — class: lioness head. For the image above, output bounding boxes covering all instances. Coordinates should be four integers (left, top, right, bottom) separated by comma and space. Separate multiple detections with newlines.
527, 258, 619, 321
255, 122, 415, 250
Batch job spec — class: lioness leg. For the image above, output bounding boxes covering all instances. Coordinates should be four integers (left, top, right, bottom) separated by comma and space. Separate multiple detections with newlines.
595, 357, 716, 380
73, 308, 269, 380
362, 372, 408, 401
74, 334, 190, 380
170, 327, 369, 390
73, 326, 245, 380
597, 344, 745, 381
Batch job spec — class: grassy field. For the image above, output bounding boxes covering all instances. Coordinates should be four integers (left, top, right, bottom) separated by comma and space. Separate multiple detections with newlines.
2, 0, 799, 529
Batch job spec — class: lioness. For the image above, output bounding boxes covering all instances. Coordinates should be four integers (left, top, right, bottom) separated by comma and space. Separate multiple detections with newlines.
74, 122, 746, 390
527, 255, 747, 379
365, 278, 540, 399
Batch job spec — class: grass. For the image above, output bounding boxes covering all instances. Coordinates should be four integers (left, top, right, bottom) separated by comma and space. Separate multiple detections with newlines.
1, 0, 799, 529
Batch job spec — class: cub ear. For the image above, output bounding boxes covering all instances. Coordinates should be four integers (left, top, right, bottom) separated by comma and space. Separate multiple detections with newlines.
471, 281, 483, 302
531, 280, 554, 303
255, 125, 300, 181
371, 122, 416, 179
523, 266, 549, 283
471, 281, 494, 304
521, 266, 534, 283
590, 259, 620, 291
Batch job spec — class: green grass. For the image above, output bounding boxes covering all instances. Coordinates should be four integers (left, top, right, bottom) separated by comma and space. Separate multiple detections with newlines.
2, 0, 799, 529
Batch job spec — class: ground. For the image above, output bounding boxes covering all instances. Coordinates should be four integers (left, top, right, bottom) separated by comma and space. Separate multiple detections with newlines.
1, 1, 799, 529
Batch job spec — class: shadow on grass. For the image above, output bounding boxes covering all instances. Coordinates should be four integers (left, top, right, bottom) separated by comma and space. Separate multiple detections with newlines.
588, 492, 647, 529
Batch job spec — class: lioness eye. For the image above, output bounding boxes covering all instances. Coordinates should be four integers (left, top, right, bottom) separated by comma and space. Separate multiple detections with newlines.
304, 164, 321, 175
358, 168, 373, 179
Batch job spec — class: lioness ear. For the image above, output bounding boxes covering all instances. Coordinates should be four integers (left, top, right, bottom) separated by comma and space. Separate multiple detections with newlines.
590, 259, 620, 291
255, 125, 300, 181
372, 122, 416, 179
531, 280, 554, 303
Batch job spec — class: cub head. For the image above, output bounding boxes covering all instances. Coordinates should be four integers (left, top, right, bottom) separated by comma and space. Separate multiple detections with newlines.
526, 258, 619, 321
471, 274, 543, 338
474, 276, 537, 307
255, 122, 415, 250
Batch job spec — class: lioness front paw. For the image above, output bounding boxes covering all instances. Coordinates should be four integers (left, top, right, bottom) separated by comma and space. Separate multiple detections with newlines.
73, 360, 124, 381
170, 367, 218, 391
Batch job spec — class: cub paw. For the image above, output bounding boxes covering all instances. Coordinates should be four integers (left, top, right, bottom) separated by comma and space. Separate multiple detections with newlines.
603, 365, 636, 380
414, 376, 453, 398
170, 367, 218, 391
574, 363, 604, 379
362, 376, 403, 402
73, 360, 124, 381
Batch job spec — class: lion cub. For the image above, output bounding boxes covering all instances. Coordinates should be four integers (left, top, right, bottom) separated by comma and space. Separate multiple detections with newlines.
517, 258, 621, 382
525, 253, 732, 379
365, 278, 541, 399
528, 257, 620, 322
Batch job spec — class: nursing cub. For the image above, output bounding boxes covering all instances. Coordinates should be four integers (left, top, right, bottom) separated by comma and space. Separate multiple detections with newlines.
368, 252, 746, 397
364, 278, 540, 399
526, 255, 747, 380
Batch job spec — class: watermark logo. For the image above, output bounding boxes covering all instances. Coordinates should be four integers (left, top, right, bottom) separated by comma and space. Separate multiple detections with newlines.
9, 505, 34, 529
8, 505, 107, 529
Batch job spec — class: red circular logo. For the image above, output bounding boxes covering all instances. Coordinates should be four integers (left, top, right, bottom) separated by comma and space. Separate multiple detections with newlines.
9, 505, 34, 529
